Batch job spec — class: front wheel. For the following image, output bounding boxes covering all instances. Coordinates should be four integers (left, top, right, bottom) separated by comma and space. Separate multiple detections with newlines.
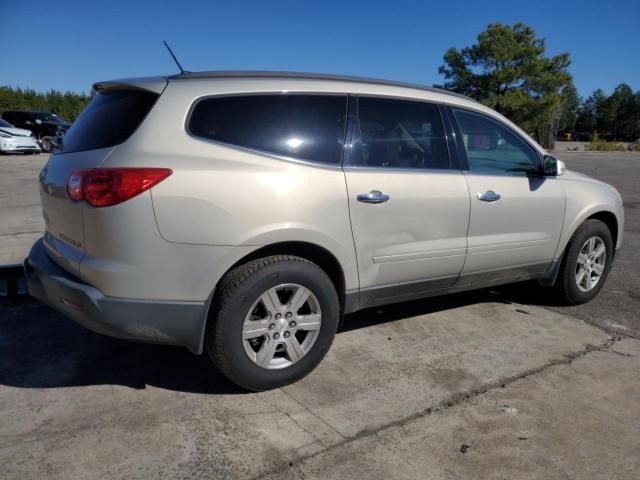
39, 137, 52, 153
553, 219, 613, 305
206, 255, 339, 391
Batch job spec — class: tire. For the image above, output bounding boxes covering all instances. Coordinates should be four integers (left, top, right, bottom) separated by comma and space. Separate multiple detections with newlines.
553, 219, 613, 305
206, 255, 339, 391
40, 137, 52, 153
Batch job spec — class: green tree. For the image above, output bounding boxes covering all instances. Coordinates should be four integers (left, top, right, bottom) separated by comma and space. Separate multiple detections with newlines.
558, 82, 580, 134
438, 22, 572, 148
575, 86, 640, 141
0, 86, 91, 121
605, 84, 634, 139
575, 95, 597, 135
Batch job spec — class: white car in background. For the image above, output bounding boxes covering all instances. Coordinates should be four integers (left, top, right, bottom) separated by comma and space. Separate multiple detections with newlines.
0, 118, 41, 154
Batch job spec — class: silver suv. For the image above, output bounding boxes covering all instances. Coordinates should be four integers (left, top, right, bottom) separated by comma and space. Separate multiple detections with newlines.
25, 72, 624, 390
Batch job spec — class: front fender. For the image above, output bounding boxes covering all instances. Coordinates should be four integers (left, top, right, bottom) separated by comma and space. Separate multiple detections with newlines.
554, 178, 624, 259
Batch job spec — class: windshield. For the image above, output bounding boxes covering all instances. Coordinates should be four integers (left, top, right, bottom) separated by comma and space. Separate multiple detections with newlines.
0, 119, 14, 128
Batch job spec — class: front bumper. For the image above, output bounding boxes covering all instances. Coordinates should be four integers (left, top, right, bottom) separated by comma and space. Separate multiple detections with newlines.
0, 136, 41, 153
25, 238, 208, 353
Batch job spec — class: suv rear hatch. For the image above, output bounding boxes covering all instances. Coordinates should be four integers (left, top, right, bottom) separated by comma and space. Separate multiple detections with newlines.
38, 77, 166, 275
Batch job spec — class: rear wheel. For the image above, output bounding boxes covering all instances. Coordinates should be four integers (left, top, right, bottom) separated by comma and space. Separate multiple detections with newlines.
553, 219, 613, 305
206, 255, 339, 391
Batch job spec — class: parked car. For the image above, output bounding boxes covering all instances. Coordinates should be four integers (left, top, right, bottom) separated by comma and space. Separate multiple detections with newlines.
25, 72, 624, 391
0, 118, 41, 154
1, 110, 70, 152
627, 138, 640, 151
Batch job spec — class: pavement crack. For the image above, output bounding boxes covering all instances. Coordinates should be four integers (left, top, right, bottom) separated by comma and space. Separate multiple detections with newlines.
609, 348, 638, 358
253, 335, 623, 480
279, 388, 346, 442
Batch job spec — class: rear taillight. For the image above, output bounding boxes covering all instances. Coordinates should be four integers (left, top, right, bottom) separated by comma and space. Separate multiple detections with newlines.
66, 168, 172, 207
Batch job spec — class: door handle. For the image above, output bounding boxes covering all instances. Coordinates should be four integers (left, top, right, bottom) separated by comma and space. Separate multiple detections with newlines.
357, 190, 390, 204
477, 190, 501, 202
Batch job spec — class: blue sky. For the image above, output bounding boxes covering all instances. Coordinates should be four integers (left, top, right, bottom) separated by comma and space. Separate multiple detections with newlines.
1, 0, 638, 98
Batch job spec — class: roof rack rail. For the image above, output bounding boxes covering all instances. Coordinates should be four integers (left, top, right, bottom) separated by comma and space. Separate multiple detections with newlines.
168, 70, 477, 102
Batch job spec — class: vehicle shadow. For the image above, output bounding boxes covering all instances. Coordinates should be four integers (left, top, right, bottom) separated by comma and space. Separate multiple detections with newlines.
0, 288, 517, 395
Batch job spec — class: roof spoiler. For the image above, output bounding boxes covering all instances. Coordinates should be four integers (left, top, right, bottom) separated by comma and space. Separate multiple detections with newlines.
93, 76, 168, 95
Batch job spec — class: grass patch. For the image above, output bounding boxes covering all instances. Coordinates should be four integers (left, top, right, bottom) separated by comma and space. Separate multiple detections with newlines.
589, 132, 625, 151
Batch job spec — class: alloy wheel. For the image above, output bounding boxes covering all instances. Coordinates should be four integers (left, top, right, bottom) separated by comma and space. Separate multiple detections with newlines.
575, 236, 606, 292
242, 283, 322, 370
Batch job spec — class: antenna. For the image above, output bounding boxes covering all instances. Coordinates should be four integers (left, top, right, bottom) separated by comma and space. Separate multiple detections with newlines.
163, 41, 188, 74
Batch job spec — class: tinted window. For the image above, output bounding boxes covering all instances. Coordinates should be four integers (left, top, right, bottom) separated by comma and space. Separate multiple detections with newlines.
348, 97, 449, 169
60, 89, 159, 153
2, 112, 20, 123
0, 119, 14, 128
188, 94, 347, 165
453, 108, 538, 174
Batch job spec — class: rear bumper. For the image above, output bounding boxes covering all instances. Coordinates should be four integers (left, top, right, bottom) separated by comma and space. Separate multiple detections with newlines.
25, 238, 207, 354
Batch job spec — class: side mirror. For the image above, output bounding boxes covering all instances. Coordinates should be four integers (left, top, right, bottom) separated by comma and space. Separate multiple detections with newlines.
543, 155, 565, 176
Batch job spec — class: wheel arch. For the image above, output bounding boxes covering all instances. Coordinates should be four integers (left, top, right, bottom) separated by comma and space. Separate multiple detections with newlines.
225, 241, 347, 313
543, 206, 621, 289
586, 211, 618, 256
555, 204, 621, 261
196, 240, 350, 355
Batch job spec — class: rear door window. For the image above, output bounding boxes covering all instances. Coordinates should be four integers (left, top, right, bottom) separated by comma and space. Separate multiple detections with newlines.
60, 89, 159, 153
188, 94, 348, 165
347, 96, 450, 170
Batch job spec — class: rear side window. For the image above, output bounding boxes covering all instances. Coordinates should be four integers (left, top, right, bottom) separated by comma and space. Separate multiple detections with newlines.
348, 96, 450, 170
60, 89, 159, 153
188, 94, 348, 165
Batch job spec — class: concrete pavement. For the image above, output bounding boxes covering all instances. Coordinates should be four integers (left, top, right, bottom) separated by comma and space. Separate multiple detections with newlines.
4, 296, 636, 479
265, 338, 640, 480
0, 153, 46, 265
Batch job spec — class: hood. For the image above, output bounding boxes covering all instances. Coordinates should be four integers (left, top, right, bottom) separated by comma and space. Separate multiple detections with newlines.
0, 126, 32, 137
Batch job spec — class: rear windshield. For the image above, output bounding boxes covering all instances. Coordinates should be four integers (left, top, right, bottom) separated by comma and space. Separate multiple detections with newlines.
60, 89, 159, 153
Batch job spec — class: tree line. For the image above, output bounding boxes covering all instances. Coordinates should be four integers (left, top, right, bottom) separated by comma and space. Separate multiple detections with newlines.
561, 83, 640, 141
0, 86, 92, 122
439, 22, 640, 147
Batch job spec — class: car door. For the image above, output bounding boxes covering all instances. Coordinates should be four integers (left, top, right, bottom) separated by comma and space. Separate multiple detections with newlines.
448, 107, 565, 286
344, 96, 470, 307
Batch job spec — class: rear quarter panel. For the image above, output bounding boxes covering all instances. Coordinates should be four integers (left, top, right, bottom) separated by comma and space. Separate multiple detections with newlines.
102, 80, 359, 292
